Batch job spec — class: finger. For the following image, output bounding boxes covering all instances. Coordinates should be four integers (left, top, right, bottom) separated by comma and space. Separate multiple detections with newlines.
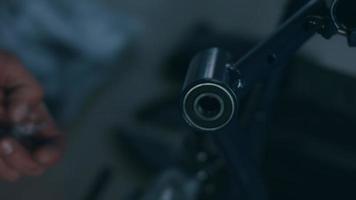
0, 91, 7, 122
8, 84, 43, 123
0, 138, 44, 176
0, 53, 43, 123
0, 159, 20, 182
30, 104, 60, 138
33, 145, 63, 168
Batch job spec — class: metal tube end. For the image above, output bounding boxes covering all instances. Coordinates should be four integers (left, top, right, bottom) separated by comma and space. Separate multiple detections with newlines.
182, 83, 236, 132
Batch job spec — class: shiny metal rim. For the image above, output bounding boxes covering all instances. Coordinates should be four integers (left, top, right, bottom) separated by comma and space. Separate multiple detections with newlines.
330, 0, 348, 35
183, 83, 235, 132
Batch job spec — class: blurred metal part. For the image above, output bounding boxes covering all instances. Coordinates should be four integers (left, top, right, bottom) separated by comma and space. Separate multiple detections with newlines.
11, 122, 47, 138
141, 170, 200, 200
82, 167, 114, 200
0, 122, 53, 151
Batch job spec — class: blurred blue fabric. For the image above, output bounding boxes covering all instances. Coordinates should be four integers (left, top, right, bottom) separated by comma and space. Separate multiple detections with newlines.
0, 0, 139, 124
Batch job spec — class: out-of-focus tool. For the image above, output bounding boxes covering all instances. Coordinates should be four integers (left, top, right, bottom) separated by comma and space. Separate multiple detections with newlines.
0, 122, 53, 151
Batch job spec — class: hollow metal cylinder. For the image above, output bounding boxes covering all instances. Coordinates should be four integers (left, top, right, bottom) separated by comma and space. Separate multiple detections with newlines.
181, 48, 237, 132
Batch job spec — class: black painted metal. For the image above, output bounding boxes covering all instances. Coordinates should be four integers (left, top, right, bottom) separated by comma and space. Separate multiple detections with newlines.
234, 0, 326, 97
330, 0, 356, 46
180, 0, 355, 199
182, 48, 238, 131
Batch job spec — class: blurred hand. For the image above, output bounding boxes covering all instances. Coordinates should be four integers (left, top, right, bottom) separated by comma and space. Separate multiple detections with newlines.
0, 51, 64, 182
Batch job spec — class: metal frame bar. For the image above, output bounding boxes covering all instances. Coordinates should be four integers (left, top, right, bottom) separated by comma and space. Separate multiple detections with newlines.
210, 1, 333, 199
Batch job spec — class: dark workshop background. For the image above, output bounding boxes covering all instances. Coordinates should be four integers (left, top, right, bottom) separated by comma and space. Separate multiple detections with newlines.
0, 0, 355, 199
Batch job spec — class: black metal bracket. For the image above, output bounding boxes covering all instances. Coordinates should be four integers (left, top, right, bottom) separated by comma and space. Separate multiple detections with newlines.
181, 0, 356, 199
